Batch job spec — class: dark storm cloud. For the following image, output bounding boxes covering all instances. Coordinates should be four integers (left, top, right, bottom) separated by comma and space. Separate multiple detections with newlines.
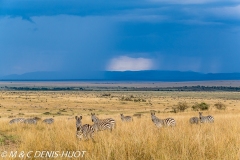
0, 0, 240, 75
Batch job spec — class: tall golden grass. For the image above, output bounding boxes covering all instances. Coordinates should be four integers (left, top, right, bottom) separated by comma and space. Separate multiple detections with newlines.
1, 91, 240, 159
1, 113, 240, 160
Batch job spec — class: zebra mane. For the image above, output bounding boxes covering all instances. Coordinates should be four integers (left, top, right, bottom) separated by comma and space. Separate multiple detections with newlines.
91, 113, 100, 122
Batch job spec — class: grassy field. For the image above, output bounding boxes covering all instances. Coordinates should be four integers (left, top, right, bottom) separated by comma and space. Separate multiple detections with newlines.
0, 90, 240, 159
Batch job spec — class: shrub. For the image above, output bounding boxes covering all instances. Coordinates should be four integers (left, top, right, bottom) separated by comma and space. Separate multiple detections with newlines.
171, 107, 179, 113
192, 102, 209, 111
101, 93, 111, 97
214, 102, 226, 110
120, 96, 132, 101
134, 98, 147, 102
133, 113, 141, 118
177, 102, 189, 112
43, 112, 51, 115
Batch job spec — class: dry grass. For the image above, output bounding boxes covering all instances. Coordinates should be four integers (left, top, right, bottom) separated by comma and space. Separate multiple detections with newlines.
0, 91, 240, 159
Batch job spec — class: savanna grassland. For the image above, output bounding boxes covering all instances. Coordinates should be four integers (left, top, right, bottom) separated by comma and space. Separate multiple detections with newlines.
0, 82, 240, 160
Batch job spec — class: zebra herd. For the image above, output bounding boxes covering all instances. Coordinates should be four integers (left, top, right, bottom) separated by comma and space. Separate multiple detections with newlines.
9, 117, 54, 125
77, 112, 214, 141
189, 112, 214, 124
8, 111, 214, 142
150, 111, 214, 127
75, 113, 116, 141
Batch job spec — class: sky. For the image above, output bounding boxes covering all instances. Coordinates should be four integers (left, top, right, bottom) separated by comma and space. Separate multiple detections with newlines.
0, 0, 240, 76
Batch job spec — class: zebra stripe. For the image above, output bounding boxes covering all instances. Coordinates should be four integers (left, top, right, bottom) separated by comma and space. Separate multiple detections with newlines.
151, 112, 176, 128
189, 117, 199, 124
24, 118, 37, 124
42, 118, 54, 124
199, 112, 214, 123
91, 113, 115, 132
75, 116, 95, 141
9, 118, 25, 124
120, 114, 133, 122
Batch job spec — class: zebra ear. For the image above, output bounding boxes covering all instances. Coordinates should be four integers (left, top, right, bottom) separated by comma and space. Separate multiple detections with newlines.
75, 116, 78, 120
80, 116, 82, 119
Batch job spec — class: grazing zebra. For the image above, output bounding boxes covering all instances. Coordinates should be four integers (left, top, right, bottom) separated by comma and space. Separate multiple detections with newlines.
9, 118, 25, 124
24, 118, 37, 124
91, 113, 115, 132
189, 117, 199, 124
75, 116, 95, 141
42, 118, 54, 124
199, 112, 214, 123
120, 114, 133, 122
151, 112, 176, 128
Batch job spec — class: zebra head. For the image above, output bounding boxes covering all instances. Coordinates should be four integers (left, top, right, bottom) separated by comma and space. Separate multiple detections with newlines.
75, 116, 82, 130
91, 113, 98, 123
151, 112, 157, 122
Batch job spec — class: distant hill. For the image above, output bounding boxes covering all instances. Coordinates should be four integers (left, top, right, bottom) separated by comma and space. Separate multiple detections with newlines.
1, 70, 240, 81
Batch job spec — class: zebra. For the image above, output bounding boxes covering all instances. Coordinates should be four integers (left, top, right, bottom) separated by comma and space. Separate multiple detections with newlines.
42, 118, 54, 124
151, 112, 176, 128
75, 116, 95, 141
189, 117, 199, 124
199, 112, 214, 123
9, 118, 25, 124
24, 118, 37, 124
120, 114, 133, 122
91, 113, 115, 132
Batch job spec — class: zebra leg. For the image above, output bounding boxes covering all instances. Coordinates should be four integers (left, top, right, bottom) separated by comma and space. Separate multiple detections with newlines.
90, 133, 96, 143
84, 133, 89, 141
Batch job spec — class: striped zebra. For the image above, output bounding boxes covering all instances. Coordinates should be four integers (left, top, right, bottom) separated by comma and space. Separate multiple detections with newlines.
75, 116, 95, 141
151, 112, 176, 128
91, 113, 115, 132
189, 117, 199, 124
199, 112, 214, 123
24, 118, 37, 124
120, 114, 133, 122
9, 118, 25, 124
42, 118, 54, 124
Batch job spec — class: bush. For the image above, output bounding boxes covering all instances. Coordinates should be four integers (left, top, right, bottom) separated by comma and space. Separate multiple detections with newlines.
214, 102, 226, 110
170, 102, 189, 113
120, 96, 132, 101
133, 113, 141, 118
177, 102, 189, 112
192, 102, 209, 111
171, 107, 178, 113
43, 112, 51, 115
101, 93, 111, 97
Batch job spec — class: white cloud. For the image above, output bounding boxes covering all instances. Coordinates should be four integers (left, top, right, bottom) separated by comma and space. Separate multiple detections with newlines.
107, 56, 154, 71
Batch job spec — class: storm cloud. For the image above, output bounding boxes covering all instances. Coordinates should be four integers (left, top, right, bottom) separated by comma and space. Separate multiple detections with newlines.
0, 0, 240, 76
